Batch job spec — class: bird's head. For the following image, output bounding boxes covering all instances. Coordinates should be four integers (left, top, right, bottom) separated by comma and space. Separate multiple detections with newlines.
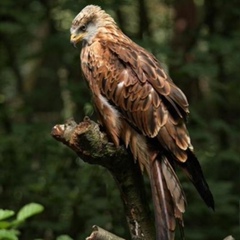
70, 5, 117, 46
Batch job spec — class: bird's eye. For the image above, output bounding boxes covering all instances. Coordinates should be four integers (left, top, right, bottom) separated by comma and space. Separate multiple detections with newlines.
79, 25, 86, 32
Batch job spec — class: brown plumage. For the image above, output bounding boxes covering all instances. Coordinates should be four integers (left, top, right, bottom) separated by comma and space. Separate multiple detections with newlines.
70, 5, 214, 240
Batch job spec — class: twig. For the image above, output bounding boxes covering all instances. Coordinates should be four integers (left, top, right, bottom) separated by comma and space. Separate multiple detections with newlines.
86, 225, 125, 240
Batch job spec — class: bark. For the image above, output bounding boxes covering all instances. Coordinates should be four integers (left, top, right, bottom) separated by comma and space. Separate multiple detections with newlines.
51, 117, 155, 240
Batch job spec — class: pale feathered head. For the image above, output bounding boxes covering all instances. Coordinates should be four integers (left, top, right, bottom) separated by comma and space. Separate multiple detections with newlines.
70, 5, 117, 45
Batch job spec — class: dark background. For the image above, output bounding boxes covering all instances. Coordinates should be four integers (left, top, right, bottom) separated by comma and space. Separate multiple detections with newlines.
0, 0, 239, 239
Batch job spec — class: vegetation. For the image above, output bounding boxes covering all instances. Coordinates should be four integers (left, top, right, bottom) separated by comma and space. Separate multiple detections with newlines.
0, 203, 44, 240
0, 0, 239, 239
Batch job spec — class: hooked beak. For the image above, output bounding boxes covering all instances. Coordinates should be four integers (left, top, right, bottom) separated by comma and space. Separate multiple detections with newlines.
70, 33, 84, 48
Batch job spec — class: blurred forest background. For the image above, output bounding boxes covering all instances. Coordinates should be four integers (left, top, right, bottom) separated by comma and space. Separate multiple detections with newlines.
0, 0, 239, 239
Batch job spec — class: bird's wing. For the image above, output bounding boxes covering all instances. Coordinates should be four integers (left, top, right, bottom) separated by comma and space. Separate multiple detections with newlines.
98, 39, 191, 162
97, 39, 214, 210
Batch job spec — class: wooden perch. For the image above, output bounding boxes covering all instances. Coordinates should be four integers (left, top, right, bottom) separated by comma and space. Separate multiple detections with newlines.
51, 117, 155, 240
86, 225, 125, 240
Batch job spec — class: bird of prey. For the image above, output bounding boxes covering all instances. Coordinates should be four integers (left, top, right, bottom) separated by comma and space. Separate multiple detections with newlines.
70, 5, 214, 240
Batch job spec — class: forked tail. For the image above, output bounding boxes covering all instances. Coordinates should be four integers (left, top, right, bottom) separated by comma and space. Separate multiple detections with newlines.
150, 155, 186, 240
177, 150, 215, 210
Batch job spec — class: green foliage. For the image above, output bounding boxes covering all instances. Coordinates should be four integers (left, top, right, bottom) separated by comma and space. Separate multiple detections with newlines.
0, 204, 73, 240
15, 203, 44, 224
0, 211, 15, 222
0, 230, 18, 240
56, 236, 73, 240
0, 203, 44, 240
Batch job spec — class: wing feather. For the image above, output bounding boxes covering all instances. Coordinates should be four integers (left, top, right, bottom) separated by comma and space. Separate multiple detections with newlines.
97, 40, 191, 161
82, 38, 191, 162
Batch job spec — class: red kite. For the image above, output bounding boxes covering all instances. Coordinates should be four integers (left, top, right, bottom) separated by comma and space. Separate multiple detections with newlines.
70, 5, 214, 239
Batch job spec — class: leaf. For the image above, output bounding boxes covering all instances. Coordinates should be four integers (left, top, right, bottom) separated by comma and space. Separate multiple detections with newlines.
0, 229, 18, 240
0, 210, 15, 222
0, 221, 11, 229
16, 203, 44, 222
56, 235, 74, 240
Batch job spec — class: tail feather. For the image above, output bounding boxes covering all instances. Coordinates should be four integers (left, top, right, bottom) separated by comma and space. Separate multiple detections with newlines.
150, 156, 186, 240
178, 150, 215, 210
150, 159, 175, 240
161, 156, 186, 215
